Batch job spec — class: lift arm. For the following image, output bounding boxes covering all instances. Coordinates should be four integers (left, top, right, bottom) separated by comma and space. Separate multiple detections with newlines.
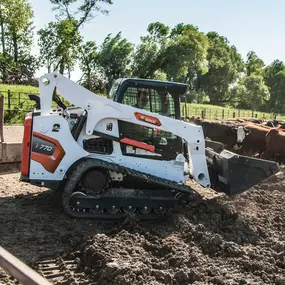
38, 72, 211, 188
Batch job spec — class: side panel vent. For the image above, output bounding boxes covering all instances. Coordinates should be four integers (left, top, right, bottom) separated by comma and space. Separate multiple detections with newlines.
83, 138, 113, 154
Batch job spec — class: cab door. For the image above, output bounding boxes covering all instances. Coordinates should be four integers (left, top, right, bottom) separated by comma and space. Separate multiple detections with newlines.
117, 85, 184, 160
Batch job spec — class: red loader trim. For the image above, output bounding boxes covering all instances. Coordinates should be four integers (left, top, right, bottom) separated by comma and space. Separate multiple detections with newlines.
31, 132, 66, 173
21, 116, 33, 176
134, 112, 162, 126
120, 138, 155, 152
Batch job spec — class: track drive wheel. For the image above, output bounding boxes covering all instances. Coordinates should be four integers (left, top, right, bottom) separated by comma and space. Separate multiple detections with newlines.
81, 168, 108, 196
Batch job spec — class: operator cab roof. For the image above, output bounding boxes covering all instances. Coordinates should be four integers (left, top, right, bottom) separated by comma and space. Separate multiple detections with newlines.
109, 78, 188, 101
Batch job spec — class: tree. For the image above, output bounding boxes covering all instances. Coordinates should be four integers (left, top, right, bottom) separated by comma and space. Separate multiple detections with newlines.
264, 60, 285, 112
153, 70, 167, 81
38, 20, 82, 76
169, 23, 199, 37
161, 24, 209, 88
268, 70, 285, 113
132, 40, 161, 78
97, 32, 134, 90
132, 22, 169, 79
246, 51, 264, 76
4, 0, 33, 63
38, 0, 113, 76
197, 32, 244, 105
231, 74, 270, 110
50, 0, 113, 28
0, 0, 36, 83
78, 41, 106, 92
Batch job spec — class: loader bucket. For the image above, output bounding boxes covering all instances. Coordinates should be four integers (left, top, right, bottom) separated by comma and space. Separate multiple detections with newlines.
206, 148, 280, 196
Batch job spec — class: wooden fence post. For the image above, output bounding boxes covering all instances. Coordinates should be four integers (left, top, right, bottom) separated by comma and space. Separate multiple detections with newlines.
233, 111, 236, 118
201, 109, 206, 119
0, 96, 4, 143
238, 109, 240, 118
222, 109, 224, 119
7, 90, 11, 111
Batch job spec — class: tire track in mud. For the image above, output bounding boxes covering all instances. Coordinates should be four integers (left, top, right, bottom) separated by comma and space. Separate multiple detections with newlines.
35, 258, 89, 285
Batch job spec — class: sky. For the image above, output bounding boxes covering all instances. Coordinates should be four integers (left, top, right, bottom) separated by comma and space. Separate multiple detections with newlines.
30, 0, 285, 81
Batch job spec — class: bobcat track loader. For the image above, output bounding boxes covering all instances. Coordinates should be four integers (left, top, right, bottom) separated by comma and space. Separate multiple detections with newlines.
20, 72, 280, 219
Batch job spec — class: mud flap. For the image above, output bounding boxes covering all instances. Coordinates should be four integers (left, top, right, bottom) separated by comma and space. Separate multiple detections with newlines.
206, 148, 280, 196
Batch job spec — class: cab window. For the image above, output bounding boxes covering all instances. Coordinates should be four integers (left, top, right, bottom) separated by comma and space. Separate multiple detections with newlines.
122, 87, 175, 117
108, 79, 121, 100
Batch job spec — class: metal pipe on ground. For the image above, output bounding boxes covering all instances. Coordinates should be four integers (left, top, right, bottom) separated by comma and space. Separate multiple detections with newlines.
0, 96, 4, 143
0, 246, 53, 285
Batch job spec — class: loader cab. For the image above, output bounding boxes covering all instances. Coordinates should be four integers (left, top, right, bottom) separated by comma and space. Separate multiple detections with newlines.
108, 78, 188, 160
108, 78, 187, 119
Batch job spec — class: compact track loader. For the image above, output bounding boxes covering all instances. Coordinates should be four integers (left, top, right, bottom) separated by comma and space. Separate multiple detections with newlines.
20, 72, 280, 219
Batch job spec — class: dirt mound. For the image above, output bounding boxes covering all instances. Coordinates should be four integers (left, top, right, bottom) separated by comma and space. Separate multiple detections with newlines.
0, 170, 285, 285
62, 176, 284, 285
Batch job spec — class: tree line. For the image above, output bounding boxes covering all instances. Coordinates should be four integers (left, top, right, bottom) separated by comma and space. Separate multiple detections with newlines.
1, 0, 285, 114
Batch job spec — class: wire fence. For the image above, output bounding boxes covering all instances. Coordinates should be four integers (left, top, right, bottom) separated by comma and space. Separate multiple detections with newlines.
0, 90, 33, 110
1, 89, 285, 124
0, 90, 71, 124
0, 90, 38, 124
181, 105, 284, 121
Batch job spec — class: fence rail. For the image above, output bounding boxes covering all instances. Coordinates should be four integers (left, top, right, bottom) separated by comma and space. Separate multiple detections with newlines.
181, 105, 281, 121
0, 89, 35, 110
0, 246, 52, 285
0, 89, 284, 124
0, 90, 39, 125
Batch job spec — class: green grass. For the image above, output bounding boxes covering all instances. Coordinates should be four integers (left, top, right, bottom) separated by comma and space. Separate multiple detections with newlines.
181, 103, 285, 121
0, 84, 38, 93
0, 84, 39, 124
1, 83, 285, 124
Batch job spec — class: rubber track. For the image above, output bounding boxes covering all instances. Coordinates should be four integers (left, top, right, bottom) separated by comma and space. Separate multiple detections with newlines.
62, 158, 200, 219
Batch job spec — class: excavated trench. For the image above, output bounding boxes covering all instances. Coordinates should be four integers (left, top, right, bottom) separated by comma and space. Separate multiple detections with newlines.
0, 169, 284, 285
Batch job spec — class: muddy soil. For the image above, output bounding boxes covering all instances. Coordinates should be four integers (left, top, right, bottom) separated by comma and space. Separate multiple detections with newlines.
0, 169, 284, 285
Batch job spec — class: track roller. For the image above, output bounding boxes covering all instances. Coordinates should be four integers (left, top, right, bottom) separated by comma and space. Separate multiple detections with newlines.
138, 206, 152, 215
123, 206, 136, 214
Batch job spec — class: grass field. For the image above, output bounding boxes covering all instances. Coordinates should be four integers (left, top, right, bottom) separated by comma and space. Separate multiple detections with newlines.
183, 103, 285, 120
0, 84, 38, 93
0, 84, 39, 124
1, 83, 285, 123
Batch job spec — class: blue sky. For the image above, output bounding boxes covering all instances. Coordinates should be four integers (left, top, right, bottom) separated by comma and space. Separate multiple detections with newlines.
30, 0, 285, 80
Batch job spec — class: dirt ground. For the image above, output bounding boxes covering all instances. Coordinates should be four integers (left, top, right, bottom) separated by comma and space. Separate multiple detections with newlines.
0, 169, 284, 285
